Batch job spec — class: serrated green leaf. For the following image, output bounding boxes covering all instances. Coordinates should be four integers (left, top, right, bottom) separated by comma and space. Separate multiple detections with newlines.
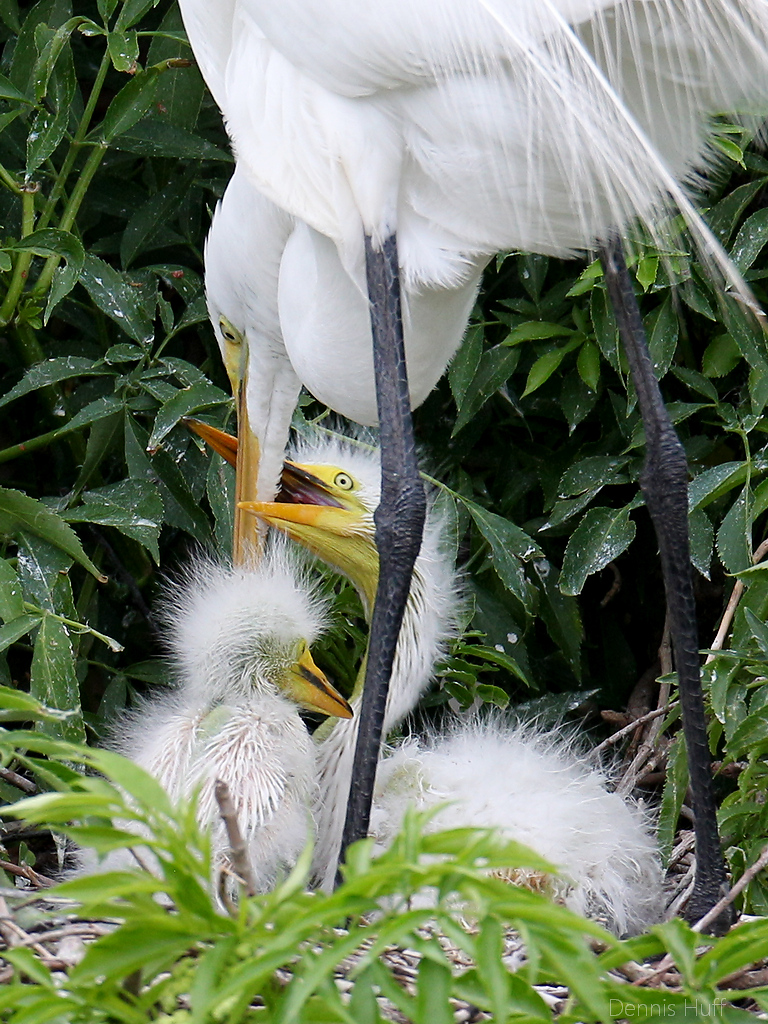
646, 296, 678, 380
0, 487, 105, 581
702, 333, 742, 378
80, 254, 154, 344
0, 355, 105, 410
689, 507, 713, 580
0, 559, 25, 621
560, 504, 637, 596
521, 338, 580, 398
147, 381, 230, 451
716, 487, 752, 575
726, 706, 768, 760
448, 324, 483, 407
112, 117, 232, 160
30, 616, 85, 743
64, 478, 164, 561
466, 501, 542, 609
452, 344, 520, 434
576, 340, 600, 391
99, 64, 163, 141
559, 456, 630, 498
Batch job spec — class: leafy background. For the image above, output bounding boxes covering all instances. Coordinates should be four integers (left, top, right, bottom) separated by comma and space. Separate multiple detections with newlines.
0, 0, 768, 1014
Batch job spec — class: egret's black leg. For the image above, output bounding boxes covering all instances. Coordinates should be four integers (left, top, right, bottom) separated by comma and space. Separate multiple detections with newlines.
337, 233, 426, 872
600, 237, 733, 934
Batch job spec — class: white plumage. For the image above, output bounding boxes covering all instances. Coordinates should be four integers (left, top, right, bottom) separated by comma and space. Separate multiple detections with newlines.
247, 433, 662, 932
372, 718, 661, 937
89, 546, 338, 892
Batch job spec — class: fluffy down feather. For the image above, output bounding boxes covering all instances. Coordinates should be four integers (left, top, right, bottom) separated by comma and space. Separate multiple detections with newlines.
79, 545, 327, 893
371, 716, 662, 936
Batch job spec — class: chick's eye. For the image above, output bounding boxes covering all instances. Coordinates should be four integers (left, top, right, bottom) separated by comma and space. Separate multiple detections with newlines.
334, 472, 354, 491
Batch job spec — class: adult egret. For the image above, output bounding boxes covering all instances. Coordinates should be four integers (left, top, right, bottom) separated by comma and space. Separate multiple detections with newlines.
204, 164, 486, 554
178, 0, 768, 926
87, 545, 352, 892
237, 432, 662, 934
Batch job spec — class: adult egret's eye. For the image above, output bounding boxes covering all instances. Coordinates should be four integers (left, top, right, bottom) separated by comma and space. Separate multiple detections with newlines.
219, 316, 241, 344
334, 472, 354, 491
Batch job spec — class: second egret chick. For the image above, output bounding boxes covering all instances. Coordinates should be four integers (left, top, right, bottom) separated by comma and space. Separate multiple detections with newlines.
371, 718, 661, 937
104, 544, 352, 892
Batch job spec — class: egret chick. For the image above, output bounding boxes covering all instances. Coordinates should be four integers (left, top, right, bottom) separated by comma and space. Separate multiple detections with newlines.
96, 544, 352, 892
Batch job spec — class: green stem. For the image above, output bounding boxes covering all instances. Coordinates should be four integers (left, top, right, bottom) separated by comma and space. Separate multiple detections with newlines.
23, 602, 123, 652
0, 189, 37, 327
0, 161, 23, 196
0, 417, 85, 465
36, 49, 111, 232
33, 143, 107, 297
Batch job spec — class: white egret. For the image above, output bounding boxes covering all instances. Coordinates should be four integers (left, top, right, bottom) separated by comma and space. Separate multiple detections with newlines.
88, 546, 352, 892
177, 0, 768, 925
238, 432, 662, 935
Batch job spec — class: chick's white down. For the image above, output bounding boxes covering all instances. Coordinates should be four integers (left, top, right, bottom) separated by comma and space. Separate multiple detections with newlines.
99, 546, 328, 892
287, 433, 662, 933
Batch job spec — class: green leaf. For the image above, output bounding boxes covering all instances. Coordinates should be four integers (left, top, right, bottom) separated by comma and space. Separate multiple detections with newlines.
576, 340, 600, 391
0, 487, 106, 581
0, 355, 104, 410
688, 462, 744, 512
726, 708, 768, 760
646, 296, 678, 380
0, 559, 25, 621
416, 958, 453, 1024
702, 333, 742, 378
448, 323, 483, 407
559, 456, 630, 498
452, 344, 520, 434
466, 501, 542, 609
658, 734, 688, 861
560, 503, 638, 596
0, 72, 33, 103
30, 615, 85, 743
0, 613, 42, 655
98, 65, 163, 141
521, 338, 580, 398
502, 321, 573, 346
112, 118, 232, 160
80, 253, 154, 344
147, 381, 230, 452
688, 507, 713, 580
716, 487, 752, 575
107, 28, 139, 71
731, 208, 768, 274
65, 478, 164, 562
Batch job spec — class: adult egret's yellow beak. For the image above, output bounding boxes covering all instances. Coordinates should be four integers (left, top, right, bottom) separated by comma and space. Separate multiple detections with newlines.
185, 418, 237, 466
185, 421, 380, 611
282, 642, 353, 719
240, 461, 379, 614
184, 415, 260, 564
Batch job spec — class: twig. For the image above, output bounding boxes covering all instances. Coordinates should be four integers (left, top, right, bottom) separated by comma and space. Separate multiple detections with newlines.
691, 843, 768, 934
592, 704, 676, 756
642, 844, 768, 985
0, 768, 36, 794
0, 860, 55, 888
215, 779, 257, 897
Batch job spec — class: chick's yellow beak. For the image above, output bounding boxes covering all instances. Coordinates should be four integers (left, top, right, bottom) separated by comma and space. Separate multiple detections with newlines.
239, 461, 379, 612
282, 644, 353, 719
